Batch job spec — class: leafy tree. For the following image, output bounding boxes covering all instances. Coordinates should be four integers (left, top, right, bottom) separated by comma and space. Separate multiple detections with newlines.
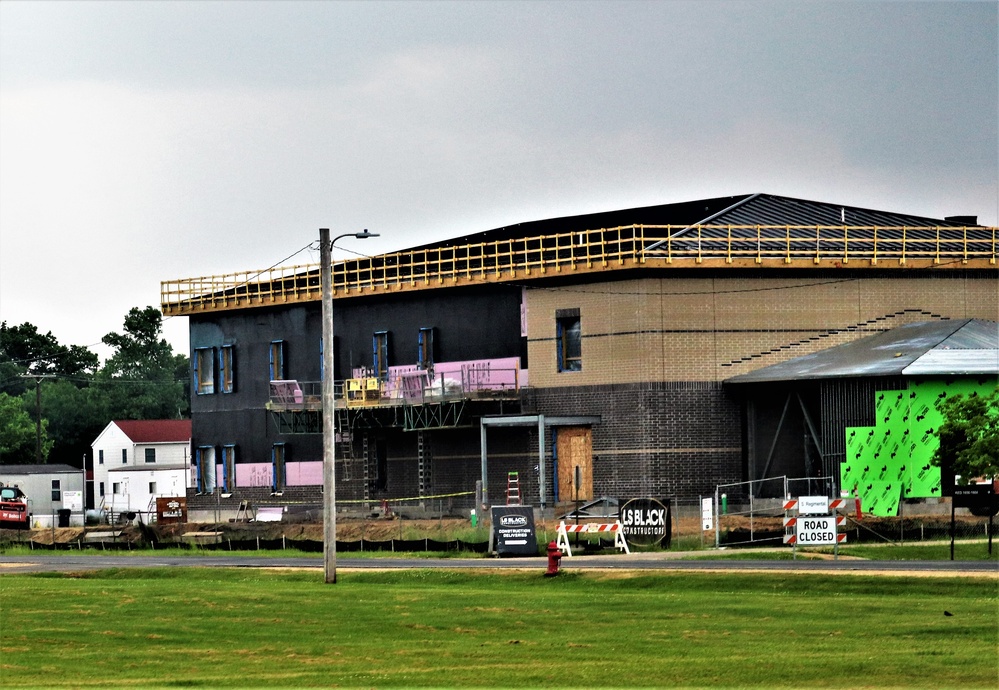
35, 379, 105, 467
931, 389, 999, 484
93, 307, 188, 421
0, 309, 189, 467
0, 322, 99, 395
0, 392, 52, 463
0, 321, 91, 464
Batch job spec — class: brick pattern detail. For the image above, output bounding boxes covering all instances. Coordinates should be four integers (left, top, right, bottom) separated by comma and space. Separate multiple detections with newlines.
185, 485, 323, 513
532, 382, 742, 499
526, 271, 998, 388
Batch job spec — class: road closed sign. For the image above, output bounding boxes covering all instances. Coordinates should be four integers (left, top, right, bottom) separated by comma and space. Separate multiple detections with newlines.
796, 516, 839, 545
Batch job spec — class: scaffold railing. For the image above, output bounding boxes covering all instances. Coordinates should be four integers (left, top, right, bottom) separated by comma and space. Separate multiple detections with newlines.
161, 223, 997, 315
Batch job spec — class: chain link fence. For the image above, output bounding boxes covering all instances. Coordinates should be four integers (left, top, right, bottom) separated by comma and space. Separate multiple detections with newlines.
669, 476, 997, 548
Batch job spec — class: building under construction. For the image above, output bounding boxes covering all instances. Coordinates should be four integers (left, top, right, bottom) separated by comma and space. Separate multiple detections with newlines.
160, 193, 998, 517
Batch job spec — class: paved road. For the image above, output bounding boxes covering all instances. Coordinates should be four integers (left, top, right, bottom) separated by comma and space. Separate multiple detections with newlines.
1, 551, 996, 575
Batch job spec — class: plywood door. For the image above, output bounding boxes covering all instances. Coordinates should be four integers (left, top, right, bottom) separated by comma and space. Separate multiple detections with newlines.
557, 427, 593, 502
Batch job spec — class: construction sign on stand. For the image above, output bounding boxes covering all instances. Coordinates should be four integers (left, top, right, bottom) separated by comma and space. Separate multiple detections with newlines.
490, 506, 537, 556
783, 515, 847, 545
783, 498, 847, 548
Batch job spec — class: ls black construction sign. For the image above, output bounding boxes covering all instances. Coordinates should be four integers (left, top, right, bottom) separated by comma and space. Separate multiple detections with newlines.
491, 506, 538, 556
620, 498, 671, 547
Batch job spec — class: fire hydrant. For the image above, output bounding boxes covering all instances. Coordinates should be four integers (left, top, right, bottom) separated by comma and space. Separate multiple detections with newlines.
545, 540, 563, 577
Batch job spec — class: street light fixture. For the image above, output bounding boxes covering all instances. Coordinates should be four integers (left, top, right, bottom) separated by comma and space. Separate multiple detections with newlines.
320, 227, 379, 584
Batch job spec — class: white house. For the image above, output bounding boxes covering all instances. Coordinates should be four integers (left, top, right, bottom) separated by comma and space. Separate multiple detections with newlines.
92, 420, 192, 519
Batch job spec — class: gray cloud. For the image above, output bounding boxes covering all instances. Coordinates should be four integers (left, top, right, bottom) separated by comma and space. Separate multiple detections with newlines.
0, 1, 995, 355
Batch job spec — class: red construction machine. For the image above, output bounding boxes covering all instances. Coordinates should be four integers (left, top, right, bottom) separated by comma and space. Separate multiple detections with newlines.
0, 483, 31, 529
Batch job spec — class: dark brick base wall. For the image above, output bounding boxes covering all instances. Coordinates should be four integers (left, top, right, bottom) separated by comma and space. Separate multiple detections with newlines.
531, 381, 743, 498
188, 382, 744, 508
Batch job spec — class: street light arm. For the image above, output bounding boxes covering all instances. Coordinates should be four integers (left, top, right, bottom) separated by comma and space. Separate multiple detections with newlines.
330, 229, 379, 248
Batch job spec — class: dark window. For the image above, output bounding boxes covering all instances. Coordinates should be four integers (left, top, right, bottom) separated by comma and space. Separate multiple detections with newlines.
99, 482, 105, 497
148, 482, 157, 494
373, 331, 389, 380
98, 450, 104, 465
194, 347, 215, 394
222, 445, 236, 493
556, 311, 582, 372
219, 345, 235, 393
272, 443, 286, 492
145, 448, 156, 463
269, 341, 285, 380
122, 448, 128, 464
51, 479, 61, 502
195, 446, 216, 493
418, 327, 435, 369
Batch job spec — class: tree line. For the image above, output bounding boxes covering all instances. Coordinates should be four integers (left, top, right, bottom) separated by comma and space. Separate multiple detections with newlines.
0, 307, 189, 468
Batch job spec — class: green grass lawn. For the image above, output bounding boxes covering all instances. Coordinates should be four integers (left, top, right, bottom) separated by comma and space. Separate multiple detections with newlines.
1, 568, 995, 688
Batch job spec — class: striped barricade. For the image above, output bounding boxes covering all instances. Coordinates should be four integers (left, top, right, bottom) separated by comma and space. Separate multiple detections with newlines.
556, 521, 630, 558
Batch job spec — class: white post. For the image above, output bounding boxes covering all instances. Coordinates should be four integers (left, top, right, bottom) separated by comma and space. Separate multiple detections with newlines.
714, 488, 720, 548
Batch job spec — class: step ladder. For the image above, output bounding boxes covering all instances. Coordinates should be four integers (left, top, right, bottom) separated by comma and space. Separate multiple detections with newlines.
506, 471, 521, 506
235, 500, 252, 522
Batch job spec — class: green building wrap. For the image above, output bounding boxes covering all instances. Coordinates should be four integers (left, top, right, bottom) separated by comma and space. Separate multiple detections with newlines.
841, 376, 997, 516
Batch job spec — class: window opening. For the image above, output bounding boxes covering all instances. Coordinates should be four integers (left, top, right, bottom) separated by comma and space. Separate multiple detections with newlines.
272, 443, 286, 493
269, 341, 286, 380
98, 449, 104, 465
221, 445, 236, 493
195, 446, 216, 493
51, 479, 61, 502
122, 448, 128, 464
219, 345, 235, 393
112, 482, 121, 495
418, 327, 435, 370
145, 448, 156, 463
373, 331, 389, 380
99, 482, 105, 497
149, 482, 157, 494
556, 312, 582, 372
194, 347, 215, 394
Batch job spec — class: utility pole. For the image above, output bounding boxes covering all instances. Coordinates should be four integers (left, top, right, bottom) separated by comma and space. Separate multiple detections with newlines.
21, 374, 56, 463
321, 227, 378, 584
321, 228, 337, 584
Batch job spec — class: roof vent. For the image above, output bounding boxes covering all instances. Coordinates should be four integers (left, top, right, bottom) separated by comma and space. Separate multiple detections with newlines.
944, 215, 977, 225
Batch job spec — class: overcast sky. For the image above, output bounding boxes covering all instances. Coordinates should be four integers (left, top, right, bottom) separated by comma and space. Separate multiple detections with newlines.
1, 1, 996, 357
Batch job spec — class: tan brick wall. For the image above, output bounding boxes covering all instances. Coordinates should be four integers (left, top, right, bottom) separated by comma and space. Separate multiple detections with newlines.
526, 271, 998, 387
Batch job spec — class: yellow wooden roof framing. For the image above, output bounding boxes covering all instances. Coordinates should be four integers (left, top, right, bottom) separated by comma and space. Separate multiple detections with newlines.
161, 223, 998, 316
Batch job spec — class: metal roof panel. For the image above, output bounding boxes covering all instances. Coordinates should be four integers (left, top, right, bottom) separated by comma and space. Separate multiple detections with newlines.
725, 320, 998, 383
902, 350, 999, 375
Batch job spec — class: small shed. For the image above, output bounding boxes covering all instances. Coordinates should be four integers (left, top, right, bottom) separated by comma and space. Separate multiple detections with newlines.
0, 464, 87, 528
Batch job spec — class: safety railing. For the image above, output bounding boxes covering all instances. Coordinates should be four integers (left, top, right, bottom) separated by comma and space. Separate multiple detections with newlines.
266, 365, 522, 413
162, 223, 997, 314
